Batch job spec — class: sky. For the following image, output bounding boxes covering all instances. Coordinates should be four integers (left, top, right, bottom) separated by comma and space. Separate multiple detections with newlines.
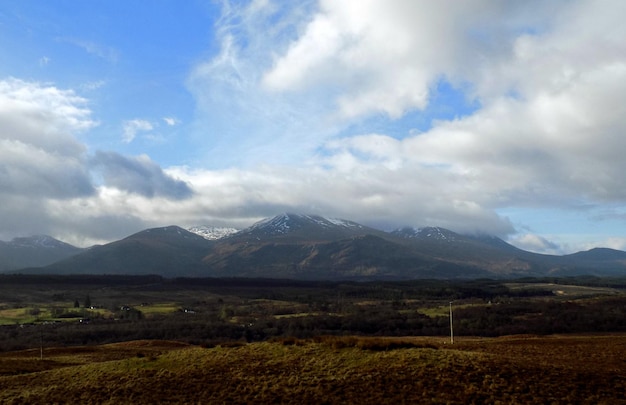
1, 0, 626, 254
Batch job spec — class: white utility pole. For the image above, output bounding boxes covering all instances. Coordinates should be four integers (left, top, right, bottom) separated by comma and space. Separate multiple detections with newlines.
449, 301, 454, 344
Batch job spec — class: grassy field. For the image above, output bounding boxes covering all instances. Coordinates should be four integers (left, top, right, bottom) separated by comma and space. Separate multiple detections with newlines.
1, 274, 626, 403
0, 304, 111, 325
0, 334, 624, 404
505, 282, 624, 297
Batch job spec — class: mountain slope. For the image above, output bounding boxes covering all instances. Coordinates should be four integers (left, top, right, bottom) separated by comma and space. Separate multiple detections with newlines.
390, 227, 553, 276
203, 232, 490, 280
0, 236, 82, 271
549, 248, 626, 276
38, 226, 214, 276
229, 213, 387, 242
202, 215, 498, 279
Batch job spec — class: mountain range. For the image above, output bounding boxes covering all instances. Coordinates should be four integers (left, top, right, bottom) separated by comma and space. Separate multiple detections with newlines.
4, 213, 626, 280
0, 235, 83, 272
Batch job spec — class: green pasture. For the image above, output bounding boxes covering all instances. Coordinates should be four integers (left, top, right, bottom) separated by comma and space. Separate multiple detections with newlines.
0, 306, 47, 325
0, 304, 112, 325
417, 302, 486, 318
505, 282, 623, 297
0, 301, 192, 325
137, 302, 181, 316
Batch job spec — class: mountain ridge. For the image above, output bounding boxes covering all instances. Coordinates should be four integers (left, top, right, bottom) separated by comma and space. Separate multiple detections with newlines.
4, 213, 626, 279
228, 213, 380, 242
0, 235, 83, 272
38, 226, 213, 276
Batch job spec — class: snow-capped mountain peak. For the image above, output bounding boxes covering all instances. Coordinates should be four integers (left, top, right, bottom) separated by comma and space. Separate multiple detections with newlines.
311, 215, 363, 229
188, 226, 239, 240
248, 213, 294, 235
419, 227, 457, 241
231, 213, 370, 241
247, 213, 362, 235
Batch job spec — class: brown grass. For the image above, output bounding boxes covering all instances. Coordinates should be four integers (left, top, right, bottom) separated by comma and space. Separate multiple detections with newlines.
0, 335, 625, 404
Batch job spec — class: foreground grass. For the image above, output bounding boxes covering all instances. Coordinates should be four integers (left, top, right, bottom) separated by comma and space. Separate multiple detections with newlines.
0, 335, 625, 404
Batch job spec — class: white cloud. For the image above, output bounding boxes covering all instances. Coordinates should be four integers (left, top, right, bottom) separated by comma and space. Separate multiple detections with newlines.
262, 0, 566, 119
187, 0, 334, 168
0, 78, 194, 245
508, 234, 562, 255
595, 237, 626, 252
513, 234, 626, 256
0, 78, 97, 133
172, 0, 626, 251
258, 0, 626, 224
81, 80, 106, 91
60, 37, 119, 63
0, 78, 96, 199
0, 78, 96, 242
164, 164, 515, 237
122, 119, 153, 143
163, 117, 178, 126
3, 1, 626, 254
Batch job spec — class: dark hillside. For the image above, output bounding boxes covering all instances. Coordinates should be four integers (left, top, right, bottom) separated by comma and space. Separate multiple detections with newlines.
39, 226, 213, 276
0, 236, 82, 271
203, 234, 489, 280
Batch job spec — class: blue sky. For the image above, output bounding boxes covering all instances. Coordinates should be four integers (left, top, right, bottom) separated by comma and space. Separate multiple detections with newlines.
1, 0, 626, 254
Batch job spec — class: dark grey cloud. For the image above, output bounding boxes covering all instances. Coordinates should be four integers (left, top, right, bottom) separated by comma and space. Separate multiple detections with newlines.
0, 195, 146, 247
0, 153, 95, 199
51, 212, 148, 247
90, 151, 193, 199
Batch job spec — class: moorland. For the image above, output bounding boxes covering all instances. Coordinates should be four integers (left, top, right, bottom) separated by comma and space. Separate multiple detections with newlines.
1, 334, 625, 404
1, 274, 625, 403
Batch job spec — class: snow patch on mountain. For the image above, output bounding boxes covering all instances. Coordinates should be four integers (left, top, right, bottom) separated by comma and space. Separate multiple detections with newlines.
246, 213, 363, 235
392, 226, 458, 242
421, 227, 456, 241
8, 235, 72, 249
324, 217, 363, 229
188, 226, 239, 240
247, 214, 293, 235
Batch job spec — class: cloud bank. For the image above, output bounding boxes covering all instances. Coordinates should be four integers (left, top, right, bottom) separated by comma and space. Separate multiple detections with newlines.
0, 79, 193, 245
2, 1, 626, 254
183, 0, 626, 251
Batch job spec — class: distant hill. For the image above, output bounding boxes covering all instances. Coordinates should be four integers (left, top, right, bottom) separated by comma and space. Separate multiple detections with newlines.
552, 248, 626, 276
0, 235, 82, 271
8, 214, 626, 280
38, 226, 213, 276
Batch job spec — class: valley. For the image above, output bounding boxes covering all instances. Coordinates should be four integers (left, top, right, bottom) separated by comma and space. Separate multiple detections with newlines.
1, 274, 625, 349
1, 274, 625, 402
